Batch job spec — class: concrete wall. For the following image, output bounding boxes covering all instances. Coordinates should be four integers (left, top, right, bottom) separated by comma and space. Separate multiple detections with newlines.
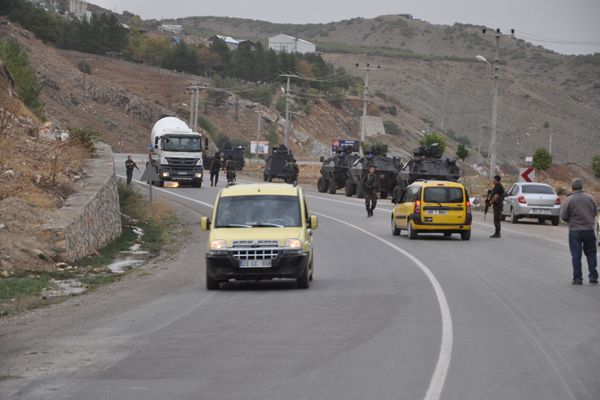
41, 142, 122, 263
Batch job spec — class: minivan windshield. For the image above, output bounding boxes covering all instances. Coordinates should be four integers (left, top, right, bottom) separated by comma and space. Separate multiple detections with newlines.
215, 195, 301, 228
424, 187, 464, 203
162, 135, 202, 152
521, 185, 555, 194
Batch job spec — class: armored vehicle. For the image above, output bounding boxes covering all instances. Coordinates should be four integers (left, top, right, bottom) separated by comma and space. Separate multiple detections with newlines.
221, 144, 245, 171
347, 154, 402, 199
263, 145, 294, 182
317, 148, 359, 195
393, 143, 461, 199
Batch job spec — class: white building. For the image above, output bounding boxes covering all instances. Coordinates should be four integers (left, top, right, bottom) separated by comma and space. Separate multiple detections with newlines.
216, 35, 241, 50
69, 0, 87, 20
160, 24, 184, 34
268, 34, 316, 54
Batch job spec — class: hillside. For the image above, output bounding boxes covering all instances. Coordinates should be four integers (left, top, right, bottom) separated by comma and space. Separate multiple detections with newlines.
163, 14, 600, 164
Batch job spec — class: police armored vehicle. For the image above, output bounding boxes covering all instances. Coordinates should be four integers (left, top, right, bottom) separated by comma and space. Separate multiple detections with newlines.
393, 143, 461, 199
317, 147, 359, 195
263, 145, 294, 182
346, 145, 402, 199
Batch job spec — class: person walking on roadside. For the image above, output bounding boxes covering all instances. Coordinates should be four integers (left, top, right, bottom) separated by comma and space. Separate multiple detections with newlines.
488, 175, 505, 238
362, 165, 380, 217
209, 153, 222, 187
560, 178, 598, 285
125, 155, 139, 185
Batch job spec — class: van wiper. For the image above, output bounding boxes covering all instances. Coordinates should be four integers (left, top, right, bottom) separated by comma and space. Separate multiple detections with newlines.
251, 223, 284, 228
427, 201, 444, 207
219, 224, 252, 228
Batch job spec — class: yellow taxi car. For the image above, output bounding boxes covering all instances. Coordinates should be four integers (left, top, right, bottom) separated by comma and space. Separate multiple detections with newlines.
391, 180, 472, 240
200, 183, 318, 289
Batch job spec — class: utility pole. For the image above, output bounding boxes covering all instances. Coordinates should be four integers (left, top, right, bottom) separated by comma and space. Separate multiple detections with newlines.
480, 28, 514, 178
256, 110, 262, 163
278, 74, 296, 148
356, 63, 380, 156
186, 83, 204, 131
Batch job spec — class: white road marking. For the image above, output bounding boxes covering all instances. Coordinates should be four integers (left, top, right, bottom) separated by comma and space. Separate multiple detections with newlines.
313, 211, 453, 400
118, 173, 452, 400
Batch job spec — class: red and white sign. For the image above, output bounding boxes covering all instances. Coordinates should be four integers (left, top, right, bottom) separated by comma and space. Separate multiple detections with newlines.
519, 167, 535, 182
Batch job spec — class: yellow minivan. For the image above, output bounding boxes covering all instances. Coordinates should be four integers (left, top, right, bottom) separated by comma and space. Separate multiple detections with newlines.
391, 180, 472, 240
200, 183, 318, 289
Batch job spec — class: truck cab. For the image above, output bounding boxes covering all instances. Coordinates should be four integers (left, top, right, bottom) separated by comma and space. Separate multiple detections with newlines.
151, 117, 208, 188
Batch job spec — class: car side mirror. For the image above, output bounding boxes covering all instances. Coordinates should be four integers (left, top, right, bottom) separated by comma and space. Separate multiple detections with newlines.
200, 216, 211, 231
309, 215, 318, 230
319, 156, 325, 163
154, 136, 160, 145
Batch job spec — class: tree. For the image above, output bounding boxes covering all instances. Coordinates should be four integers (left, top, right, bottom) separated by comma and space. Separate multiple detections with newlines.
456, 144, 469, 161
532, 148, 553, 170
592, 155, 600, 177
420, 132, 447, 155
387, 105, 397, 116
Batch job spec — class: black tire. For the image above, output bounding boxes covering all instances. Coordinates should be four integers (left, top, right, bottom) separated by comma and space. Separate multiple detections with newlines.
327, 178, 336, 194
379, 191, 388, 200
444, 232, 452, 237
356, 182, 365, 199
297, 264, 310, 289
158, 180, 164, 188
461, 230, 471, 241
391, 216, 400, 236
510, 208, 518, 224
552, 216, 560, 226
309, 259, 314, 281
192, 180, 202, 188
206, 274, 220, 290
408, 221, 418, 240
317, 177, 328, 193
344, 180, 353, 197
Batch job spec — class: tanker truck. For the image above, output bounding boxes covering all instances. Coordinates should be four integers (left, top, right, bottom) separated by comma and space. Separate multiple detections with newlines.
150, 117, 208, 188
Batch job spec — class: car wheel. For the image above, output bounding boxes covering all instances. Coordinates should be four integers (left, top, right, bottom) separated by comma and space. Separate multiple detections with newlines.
206, 274, 220, 290
344, 180, 355, 197
461, 230, 471, 241
510, 208, 518, 224
408, 221, 418, 240
192, 180, 202, 188
391, 215, 400, 236
552, 216, 560, 226
309, 259, 314, 281
328, 178, 337, 194
317, 177, 328, 193
297, 265, 310, 289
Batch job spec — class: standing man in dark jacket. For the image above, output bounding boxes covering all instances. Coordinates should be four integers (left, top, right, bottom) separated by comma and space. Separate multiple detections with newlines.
560, 178, 598, 285
488, 175, 505, 238
362, 165, 380, 217
125, 155, 139, 185
209, 153, 222, 187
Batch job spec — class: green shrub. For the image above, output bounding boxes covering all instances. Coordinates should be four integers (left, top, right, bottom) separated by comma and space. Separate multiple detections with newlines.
383, 120, 401, 135
0, 38, 44, 117
592, 155, 600, 177
68, 127, 97, 154
456, 144, 469, 161
387, 105, 397, 116
77, 61, 91, 75
532, 148, 553, 170
420, 132, 447, 155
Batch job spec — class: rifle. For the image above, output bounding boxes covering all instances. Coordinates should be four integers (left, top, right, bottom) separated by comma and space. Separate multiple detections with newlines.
484, 189, 493, 220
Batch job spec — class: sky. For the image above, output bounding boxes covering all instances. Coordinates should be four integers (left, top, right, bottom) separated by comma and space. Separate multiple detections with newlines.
91, 0, 600, 55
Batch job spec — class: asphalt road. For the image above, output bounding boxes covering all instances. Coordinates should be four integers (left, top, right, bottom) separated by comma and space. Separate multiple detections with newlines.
1, 157, 599, 400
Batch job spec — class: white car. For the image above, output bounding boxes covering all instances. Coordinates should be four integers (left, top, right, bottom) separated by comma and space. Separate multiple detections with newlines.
502, 182, 561, 225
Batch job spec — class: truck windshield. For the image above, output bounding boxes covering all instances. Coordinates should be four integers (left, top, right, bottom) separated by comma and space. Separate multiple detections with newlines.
162, 136, 202, 152
215, 195, 301, 228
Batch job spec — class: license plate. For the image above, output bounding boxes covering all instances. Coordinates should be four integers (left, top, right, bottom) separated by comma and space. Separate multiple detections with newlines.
429, 210, 448, 215
532, 209, 551, 215
239, 259, 272, 268
176, 171, 189, 175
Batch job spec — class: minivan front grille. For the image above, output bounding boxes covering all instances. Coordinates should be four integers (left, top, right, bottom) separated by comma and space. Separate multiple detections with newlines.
232, 248, 280, 260
232, 240, 279, 248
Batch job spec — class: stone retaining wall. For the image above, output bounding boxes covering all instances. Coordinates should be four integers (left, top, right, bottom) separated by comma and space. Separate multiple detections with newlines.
40, 142, 122, 262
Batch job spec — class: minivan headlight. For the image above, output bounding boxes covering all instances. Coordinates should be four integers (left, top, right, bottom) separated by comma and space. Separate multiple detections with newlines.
285, 238, 302, 249
210, 240, 227, 250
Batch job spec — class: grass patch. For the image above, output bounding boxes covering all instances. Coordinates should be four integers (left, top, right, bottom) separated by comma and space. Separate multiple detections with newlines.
0, 275, 50, 301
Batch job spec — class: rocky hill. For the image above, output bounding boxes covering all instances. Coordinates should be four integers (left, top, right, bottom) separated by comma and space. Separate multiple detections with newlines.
161, 14, 600, 164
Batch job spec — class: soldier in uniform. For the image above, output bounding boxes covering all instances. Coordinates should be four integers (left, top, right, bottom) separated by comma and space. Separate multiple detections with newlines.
362, 165, 381, 217
209, 152, 222, 187
125, 155, 139, 185
225, 155, 236, 183
284, 158, 299, 184
488, 175, 505, 238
